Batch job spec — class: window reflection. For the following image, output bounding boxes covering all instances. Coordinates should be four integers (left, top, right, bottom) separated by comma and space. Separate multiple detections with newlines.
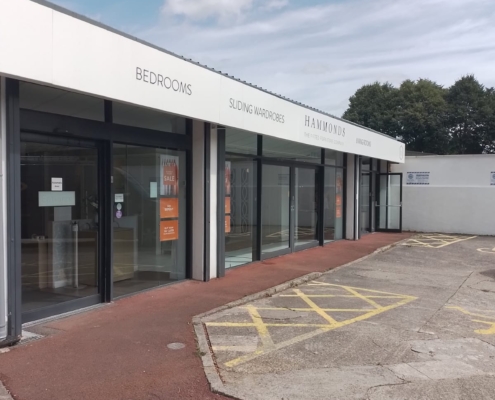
112, 144, 186, 297
324, 167, 344, 242
225, 156, 257, 268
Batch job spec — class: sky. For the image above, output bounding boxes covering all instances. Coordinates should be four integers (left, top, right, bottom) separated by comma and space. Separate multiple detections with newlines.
51, 0, 495, 117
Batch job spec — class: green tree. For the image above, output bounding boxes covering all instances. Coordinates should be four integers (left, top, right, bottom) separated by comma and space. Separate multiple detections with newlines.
397, 79, 449, 154
342, 82, 399, 136
485, 88, 495, 153
342, 75, 495, 154
446, 75, 495, 154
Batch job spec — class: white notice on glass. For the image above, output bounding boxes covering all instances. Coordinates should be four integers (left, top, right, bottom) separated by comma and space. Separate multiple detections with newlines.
51, 177, 63, 191
115, 193, 124, 203
150, 182, 157, 198
491, 171, 495, 186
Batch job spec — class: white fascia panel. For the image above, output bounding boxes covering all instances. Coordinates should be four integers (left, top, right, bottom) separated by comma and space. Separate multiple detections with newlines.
0, 0, 405, 163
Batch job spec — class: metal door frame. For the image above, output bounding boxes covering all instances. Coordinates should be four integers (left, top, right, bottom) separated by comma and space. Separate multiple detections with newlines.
260, 161, 320, 260
260, 161, 292, 260
375, 172, 403, 233
19, 133, 105, 323
293, 165, 320, 252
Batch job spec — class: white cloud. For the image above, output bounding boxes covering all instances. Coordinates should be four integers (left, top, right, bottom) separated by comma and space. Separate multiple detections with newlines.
262, 0, 289, 11
139, 0, 495, 116
161, 0, 254, 21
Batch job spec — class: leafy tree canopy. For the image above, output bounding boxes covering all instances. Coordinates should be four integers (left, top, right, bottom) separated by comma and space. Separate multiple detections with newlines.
342, 75, 495, 154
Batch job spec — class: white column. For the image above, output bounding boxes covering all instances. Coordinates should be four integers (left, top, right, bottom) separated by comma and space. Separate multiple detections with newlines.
345, 154, 357, 240
209, 126, 218, 280
191, 120, 205, 281
0, 77, 7, 340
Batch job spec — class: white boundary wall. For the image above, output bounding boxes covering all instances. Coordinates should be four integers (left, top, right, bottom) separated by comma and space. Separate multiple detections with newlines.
0, 0, 404, 164
391, 155, 495, 235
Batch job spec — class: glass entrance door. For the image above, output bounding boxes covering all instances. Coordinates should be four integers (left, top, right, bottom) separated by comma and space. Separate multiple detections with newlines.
20, 136, 101, 321
376, 173, 403, 232
112, 144, 187, 297
294, 167, 319, 249
261, 164, 319, 259
360, 172, 371, 234
261, 164, 291, 257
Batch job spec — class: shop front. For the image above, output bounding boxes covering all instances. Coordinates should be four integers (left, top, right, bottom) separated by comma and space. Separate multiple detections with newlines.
0, 0, 405, 345
224, 129, 346, 270
13, 81, 190, 323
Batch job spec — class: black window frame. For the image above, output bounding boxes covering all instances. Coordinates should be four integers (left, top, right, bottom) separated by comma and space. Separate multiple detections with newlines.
5, 78, 193, 331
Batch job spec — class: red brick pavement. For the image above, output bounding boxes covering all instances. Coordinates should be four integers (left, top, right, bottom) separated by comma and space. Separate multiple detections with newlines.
0, 232, 411, 400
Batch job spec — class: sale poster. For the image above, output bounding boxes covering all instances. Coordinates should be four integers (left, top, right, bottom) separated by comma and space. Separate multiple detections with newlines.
225, 215, 231, 233
160, 155, 179, 196
225, 197, 231, 214
160, 220, 179, 241
336, 171, 343, 219
160, 197, 179, 219
336, 176, 343, 193
225, 161, 231, 195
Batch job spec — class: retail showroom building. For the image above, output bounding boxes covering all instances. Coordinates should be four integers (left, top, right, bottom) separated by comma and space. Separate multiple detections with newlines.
0, 0, 405, 345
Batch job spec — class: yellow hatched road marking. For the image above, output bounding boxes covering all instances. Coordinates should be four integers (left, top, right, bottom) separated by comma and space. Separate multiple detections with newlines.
404, 234, 476, 248
242, 307, 373, 312
446, 306, 495, 321
446, 306, 495, 335
477, 247, 495, 254
473, 320, 495, 335
435, 236, 476, 248
341, 286, 382, 309
223, 295, 416, 368
280, 294, 406, 298
245, 305, 274, 349
292, 288, 338, 325
302, 282, 416, 297
206, 322, 342, 328
206, 283, 417, 368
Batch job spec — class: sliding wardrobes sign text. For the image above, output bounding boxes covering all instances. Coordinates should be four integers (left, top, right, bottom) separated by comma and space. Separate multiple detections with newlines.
0, 0, 405, 163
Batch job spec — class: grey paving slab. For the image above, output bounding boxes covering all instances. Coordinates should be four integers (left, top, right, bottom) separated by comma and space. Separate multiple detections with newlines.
196, 235, 495, 399
368, 376, 495, 400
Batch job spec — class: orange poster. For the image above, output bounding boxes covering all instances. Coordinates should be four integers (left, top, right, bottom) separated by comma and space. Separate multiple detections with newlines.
160, 198, 179, 219
225, 197, 231, 214
160, 220, 179, 241
225, 215, 231, 233
160, 156, 179, 196
225, 161, 231, 195
336, 194, 342, 218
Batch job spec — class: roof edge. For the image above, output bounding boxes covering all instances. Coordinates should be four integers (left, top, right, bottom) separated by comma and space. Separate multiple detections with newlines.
30, 0, 399, 142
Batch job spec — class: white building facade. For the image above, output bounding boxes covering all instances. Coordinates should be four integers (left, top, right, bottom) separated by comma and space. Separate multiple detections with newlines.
0, 0, 405, 344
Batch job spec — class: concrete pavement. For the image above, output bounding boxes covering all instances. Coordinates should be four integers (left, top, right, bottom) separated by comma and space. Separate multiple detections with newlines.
0, 232, 409, 400
197, 234, 495, 400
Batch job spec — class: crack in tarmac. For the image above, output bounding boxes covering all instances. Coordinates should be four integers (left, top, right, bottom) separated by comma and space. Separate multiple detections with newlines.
366, 381, 409, 400
417, 271, 475, 335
